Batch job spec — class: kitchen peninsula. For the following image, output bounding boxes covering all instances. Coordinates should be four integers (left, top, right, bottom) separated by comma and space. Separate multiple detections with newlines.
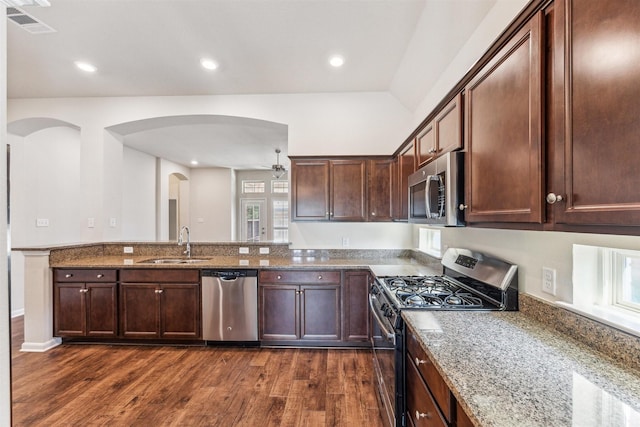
14, 241, 640, 427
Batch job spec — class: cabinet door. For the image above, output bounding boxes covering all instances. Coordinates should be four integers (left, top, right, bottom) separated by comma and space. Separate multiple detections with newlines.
550, 0, 640, 227
464, 13, 544, 224
160, 284, 201, 339
259, 285, 299, 341
416, 122, 436, 167
330, 160, 367, 221
120, 283, 160, 339
343, 271, 370, 342
368, 159, 394, 221
291, 159, 330, 220
300, 285, 341, 341
405, 357, 447, 427
54, 283, 85, 336
396, 141, 416, 220
85, 283, 118, 337
434, 93, 463, 156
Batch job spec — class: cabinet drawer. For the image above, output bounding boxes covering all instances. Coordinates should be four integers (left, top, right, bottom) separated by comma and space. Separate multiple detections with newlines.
54, 269, 117, 283
259, 270, 340, 284
406, 328, 452, 422
406, 356, 447, 427
120, 269, 200, 283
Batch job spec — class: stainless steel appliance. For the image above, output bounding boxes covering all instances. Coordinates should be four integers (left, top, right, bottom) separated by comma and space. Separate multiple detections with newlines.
369, 248, 518, 427
408, 151, 464, 226
202, 269, 258, 342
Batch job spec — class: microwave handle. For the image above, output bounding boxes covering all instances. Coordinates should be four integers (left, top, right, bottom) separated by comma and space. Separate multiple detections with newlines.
425, 175, 442, 219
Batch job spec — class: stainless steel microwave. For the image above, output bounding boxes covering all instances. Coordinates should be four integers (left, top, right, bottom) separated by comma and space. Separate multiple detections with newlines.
408, 151, 464, 226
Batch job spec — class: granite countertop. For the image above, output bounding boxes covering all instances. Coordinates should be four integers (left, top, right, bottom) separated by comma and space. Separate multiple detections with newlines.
403, 310, 640, 427
50, 254, 442, 274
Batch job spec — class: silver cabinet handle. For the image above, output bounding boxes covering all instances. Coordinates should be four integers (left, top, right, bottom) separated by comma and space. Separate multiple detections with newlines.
458, 204, 468, 211
65, 274, 73, 278
155, 289, 163, 294
546, 193, 564, 204
96, 274, 104, 278
371, 212, 376, 216
428, 148, 437, 154
416, 411, 432, 420
79, 288, 88, 293
415, 357, 427, 366
277, 275, 282, 280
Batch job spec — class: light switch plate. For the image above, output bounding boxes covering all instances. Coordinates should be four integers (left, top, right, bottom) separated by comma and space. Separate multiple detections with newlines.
87, 217, 95, 228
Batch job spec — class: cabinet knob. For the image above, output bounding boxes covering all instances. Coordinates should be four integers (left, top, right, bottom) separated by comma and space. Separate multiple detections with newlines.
318, 275, 323, 280
155, 289, 163, 294
415, 357, 427, 366
546, 193, 564, 204
371, 212, 376, 216
96, 274, 104, 278
428, 148, 437, 154
416, 411, 432, 420
458, 204, 468, 211
65, 274, 73, 278
277, 275, 282, 280
79, 288, 88, 293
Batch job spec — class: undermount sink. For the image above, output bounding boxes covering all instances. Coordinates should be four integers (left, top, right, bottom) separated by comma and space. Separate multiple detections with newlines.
137, 258, 209, 264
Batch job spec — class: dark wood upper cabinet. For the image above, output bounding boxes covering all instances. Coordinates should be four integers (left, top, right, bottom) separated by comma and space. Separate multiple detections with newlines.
416, 94, 463, 168
330, 160, 367, 221
291, 159, 330, 221
549, 0, 640, 227
464, 12, 544, 224
367, 158, 394, 221
395, 141, 416, 220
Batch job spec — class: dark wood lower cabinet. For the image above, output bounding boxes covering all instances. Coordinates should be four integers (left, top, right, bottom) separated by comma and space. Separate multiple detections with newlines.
343, 270, 370, 342
258, 270, 346, 345
53, 269, 118, 338
120, 269, 201, 340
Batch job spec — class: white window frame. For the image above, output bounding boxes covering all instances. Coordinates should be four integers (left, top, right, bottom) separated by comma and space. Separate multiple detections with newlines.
242, 180, 265, 194
271, 180, 289, 194
271, 198, 289, 243
608, 249, 640, 313
559, 245, 640, 338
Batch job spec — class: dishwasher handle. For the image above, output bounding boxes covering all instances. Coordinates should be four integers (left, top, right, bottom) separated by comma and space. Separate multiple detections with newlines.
202, 269, 258, 280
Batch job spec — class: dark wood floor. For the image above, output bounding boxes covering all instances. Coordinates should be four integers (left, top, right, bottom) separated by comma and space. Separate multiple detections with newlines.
10, 316, 384, 426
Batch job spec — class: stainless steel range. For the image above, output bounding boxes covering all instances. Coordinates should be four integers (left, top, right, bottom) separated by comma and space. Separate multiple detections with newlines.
369, 247, 518, 427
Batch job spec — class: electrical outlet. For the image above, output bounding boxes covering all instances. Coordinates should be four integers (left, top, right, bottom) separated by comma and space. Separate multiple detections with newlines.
109, 217, 117, 227
87, 217, 95, 228
259, 247, 270, 254
36, 218, 49, 227
542, 267, 557, 296
239, 247, 249, 254
123, 246, 134, 254
342, 237, 350, 247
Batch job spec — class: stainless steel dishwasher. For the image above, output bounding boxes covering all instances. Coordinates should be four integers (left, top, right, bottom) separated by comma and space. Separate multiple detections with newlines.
201, 270, 258, 342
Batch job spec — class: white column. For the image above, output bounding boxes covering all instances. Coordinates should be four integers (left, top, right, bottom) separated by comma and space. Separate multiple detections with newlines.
20, 251, 61, 352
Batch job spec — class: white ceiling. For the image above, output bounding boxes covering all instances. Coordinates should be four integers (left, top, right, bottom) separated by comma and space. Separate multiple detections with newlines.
6, 0, 497, 169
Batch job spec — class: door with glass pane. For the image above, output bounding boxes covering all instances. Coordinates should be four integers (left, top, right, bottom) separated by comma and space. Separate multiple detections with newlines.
241, 199, 266, 242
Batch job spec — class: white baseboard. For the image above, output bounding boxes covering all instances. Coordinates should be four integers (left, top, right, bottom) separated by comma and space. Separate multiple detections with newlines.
20, 338, 62, 352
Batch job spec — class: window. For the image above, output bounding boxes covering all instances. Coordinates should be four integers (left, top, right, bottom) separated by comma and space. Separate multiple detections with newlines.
272, 200, 289, 243
242, 180, 265, 193
417, 227, 441, 258
562, 245, 640, 338
610, 250, 640, 312
271, 180, 289, 193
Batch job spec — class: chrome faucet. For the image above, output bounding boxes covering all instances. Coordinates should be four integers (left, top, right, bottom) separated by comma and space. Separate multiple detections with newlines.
178, 225, 191, 258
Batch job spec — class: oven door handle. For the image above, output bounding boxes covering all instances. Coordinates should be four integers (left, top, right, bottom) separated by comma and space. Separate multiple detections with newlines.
368, 293, 396, 344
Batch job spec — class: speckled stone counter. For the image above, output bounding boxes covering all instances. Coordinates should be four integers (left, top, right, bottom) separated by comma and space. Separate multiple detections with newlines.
403, 308, 640, 427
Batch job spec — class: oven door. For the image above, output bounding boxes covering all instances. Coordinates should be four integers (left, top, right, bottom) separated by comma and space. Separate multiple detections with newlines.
369, 293, 404, 427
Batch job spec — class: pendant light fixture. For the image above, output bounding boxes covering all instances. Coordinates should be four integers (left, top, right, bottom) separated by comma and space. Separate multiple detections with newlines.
272, 148, 286, 179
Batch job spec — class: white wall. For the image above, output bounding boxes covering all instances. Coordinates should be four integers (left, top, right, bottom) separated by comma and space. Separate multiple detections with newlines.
122, 146, 156, 241
9, 127, 82, 246
189, 168, 234, 241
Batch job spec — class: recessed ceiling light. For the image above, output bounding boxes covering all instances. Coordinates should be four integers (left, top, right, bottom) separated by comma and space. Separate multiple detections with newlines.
200, 58, 218, 71
329, 55, 345, 68
74, 61, 97, 73
190, 160, 199, 166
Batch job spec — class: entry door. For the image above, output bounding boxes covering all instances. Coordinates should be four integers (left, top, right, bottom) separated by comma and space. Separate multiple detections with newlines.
240, 199, 266, 242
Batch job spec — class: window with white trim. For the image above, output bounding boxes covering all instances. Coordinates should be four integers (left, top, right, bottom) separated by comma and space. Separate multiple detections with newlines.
562, 245, 640, 338
417, 227, 442, 258
272, 199, 289, 243
271, 180, 289, 194
242, 180, 265, 193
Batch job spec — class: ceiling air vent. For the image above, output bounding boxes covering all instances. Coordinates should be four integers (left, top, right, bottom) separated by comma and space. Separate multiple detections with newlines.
6, 6, 56, 34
